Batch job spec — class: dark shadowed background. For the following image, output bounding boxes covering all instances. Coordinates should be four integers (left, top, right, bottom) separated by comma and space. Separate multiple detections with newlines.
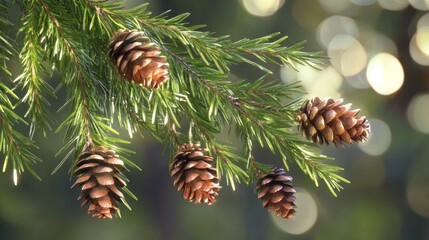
1, 0, 429, 239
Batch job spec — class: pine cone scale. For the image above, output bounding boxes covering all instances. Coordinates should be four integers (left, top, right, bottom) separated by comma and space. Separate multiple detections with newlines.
95, 173, 115, 185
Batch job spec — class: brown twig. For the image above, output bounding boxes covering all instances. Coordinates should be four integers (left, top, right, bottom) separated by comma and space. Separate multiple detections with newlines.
171, 124, 182, 148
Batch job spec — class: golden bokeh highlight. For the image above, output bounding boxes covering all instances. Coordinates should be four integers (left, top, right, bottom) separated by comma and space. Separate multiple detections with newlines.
377, 0, 409, 10
407, 94, 429, 134
351, 0, 376, 6
317, 16, 359, 49
416, 27, 429, 55
318, 0, 351, 12
271, 189, 318, 235
359, 119, 391, 156
345, 71, 371, 89
365, 34, 398, 57
366, 53, 404, 95
328, 35, 367, 77
281, 65, 342, 99
417, 13, 429, 29
242, 0, 285, 17
409, 0, 429, 10
410, 33, 429, 65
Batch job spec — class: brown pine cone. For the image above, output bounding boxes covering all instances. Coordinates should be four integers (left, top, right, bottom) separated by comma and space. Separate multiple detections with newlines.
296, 97, 370, 145
71, 146, 126, 219
255, 168, 297, 219
170, 143, 221, 205
108, 29, 169, 88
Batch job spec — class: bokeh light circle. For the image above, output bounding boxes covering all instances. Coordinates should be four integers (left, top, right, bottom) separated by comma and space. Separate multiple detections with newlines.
292, 65, 343, 99
317, 16, 359, 49
318, 0, 351, 12
410, 32, 429, 65
328, 35, 367, 77
407, 94, 429, 134
416, 27, 429, 55
359, 119, 391, 156
409, 0, 429, 10
271, 188, 318, 235
242, 0, 285, 17
377, 0, 409, 10
365, 34, 398, 57
366, 53, 404, 95
417, 13, 429, 29
345, 71, 371, 89
351, 0, 376, 6
407, 161, 429, 218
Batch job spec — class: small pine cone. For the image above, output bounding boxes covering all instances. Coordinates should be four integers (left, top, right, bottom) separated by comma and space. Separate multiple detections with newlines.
108, 29, 169, 88
170, 143, 222, 205
71, 146, 127, 219
296, 97, 370, 145
255, 168, 297, 219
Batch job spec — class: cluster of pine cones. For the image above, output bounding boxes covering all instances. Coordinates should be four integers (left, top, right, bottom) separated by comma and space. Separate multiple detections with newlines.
71, 29, 370, 219
72, 143, 299, 219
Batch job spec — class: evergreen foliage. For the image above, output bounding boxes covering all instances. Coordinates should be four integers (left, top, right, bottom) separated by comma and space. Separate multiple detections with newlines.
0, 0, 350, 199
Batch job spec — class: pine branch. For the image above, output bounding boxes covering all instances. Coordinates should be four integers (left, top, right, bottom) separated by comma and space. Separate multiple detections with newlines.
24, 0, 129, 174
15, 0, 55, 137
38, 0, 92, 144
159, 40, 344, 193
0, 0, 12, 75
0, 0, 354, 198
91, 1, 324, 74
194, 121, 249, 190
0, 82, 42, 182
0, 0, 41, 183
82, 1, 348, 194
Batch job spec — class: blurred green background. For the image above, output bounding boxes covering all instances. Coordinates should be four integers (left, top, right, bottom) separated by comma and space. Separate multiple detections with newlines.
2, 0, 429, 239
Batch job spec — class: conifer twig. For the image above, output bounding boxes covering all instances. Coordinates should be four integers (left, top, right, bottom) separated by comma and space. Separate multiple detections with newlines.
39, 0, 92, 145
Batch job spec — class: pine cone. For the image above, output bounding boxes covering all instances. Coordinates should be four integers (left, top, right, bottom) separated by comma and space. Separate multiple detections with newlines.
255, 168, 297, 219
170, 143, 221, 205
71, 146, 126, 219
296, 97, 370, 145
108, 29, 169, 88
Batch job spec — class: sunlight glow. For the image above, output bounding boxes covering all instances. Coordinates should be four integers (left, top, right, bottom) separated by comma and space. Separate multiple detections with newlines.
318, 0, 351, 12
366, 53, 404, 95
271, 189, 318, 235
407, 94, 429, 134
328, 35, 367, 77
317, 16, 359, 49
295, 65, 343, 99
359, 119, 391, 156
242, 0, 285, 17
416, 27, 429, 55
409, 0, 429, 10
13, 169, 18, 186
410, 33, 429, 65
377, 0, 409, 10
